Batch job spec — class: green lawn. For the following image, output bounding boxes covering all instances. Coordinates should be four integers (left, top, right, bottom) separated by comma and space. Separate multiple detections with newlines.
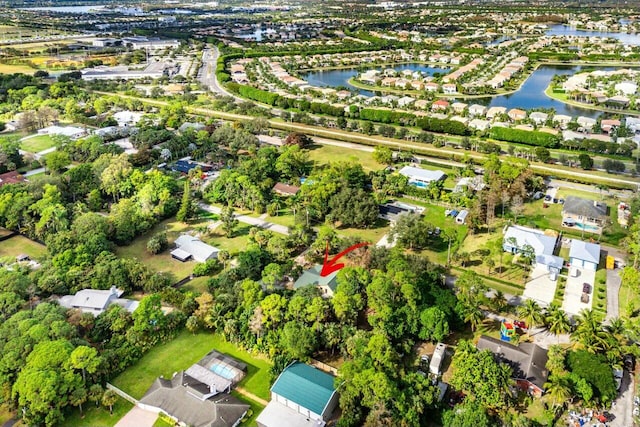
0, 405, 13, 425
0, 235, 47, 261
112, 330, 273, 401
335, 218, 390, 244
20, 134, 56, 153
63, 397, 133, 427
183, 276, 210, 293
307, 143, 384, 171
232, 391, 266, 427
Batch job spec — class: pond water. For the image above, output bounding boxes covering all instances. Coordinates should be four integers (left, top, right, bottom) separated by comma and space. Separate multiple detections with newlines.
302, 63, 619, 118
546, 24, 640, 46
20, 5, 107, 13
302, 63, 450, 97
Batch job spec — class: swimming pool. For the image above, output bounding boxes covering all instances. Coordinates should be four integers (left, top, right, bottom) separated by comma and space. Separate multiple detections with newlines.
573, 222, 600, 232
209, 363, 237, 380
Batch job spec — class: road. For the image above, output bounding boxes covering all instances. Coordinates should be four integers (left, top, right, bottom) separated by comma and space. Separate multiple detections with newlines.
610, 370, 635, 427
198, 47, 244, 101
198, 202, 289, 235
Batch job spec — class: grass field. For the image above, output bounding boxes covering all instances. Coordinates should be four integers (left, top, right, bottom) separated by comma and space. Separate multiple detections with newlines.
64, 397, 133, 427
307, 143, 384, 171
0, 235, 47, 261
0, 63, 35, 74
20, 134, 56, 153
112, 330, 272, 401
202, 225, 253, 257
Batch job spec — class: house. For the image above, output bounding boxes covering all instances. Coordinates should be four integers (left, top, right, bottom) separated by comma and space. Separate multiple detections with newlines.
553, 114, 572, 128
379, 201, 423, 222
140, 351, 249, 427
508, 108, 527, 121
486, 106, 507, 120
399, 166, 446, 187
468, 104, 487, 117
58, 286, 138, 316
414, 99, 429, 109
569, 239, 601, 271
503, 226, 562, 272
477, 335, 549, 397
529, 112, 548, 125
257, 362, 339, 427
455, 210, 468, 225
113, 111, 143, 127
272, 182, 300, 196
37, 125, 86, 139
171, 235, 220, 262
614, 81, 638, 96
442, 83, 457, 94
626, 117, 640, 134
469, 118, 491, 132
451, 102, 467, 114
606, 95, 630, 109
294, 265, 339, 297
600, 119, 621, 134
562, 196, 608, 227
178, 122, 205, 133
397, 96, 415, 107
431, 99, 450, 111
577, 116, 597, 131
172, 159, 212, 174
257, 134, 283, 146
453, 176, 486, 193
0, 171, 24, 187
425, 82, 439, 92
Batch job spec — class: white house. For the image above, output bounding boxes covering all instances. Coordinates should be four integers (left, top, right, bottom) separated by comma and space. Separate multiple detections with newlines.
577, 116, 597, 131
38, 125, 86, 139
397, 96, 415, 107
614, 81, 638, 96
171, 235, 220, 262
569, 239, 600, 271
58, 287, 138, 316
468, 104, 487, 117
113, 111, 144, 127
529, 112, 549, 125
257, 362, 339, 427
469, 118, 491, 131
399, 166, 446, 187
503, 225, 562, 273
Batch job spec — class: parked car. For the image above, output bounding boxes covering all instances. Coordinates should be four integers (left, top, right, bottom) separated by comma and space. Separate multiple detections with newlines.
434, 227, 441, 237
544, 195, 552, 202
624, 354, 635, 371
582, 283, 591, 293
558, 198, 565, 204
421, 354, 430, 366
581, 293, 590, 303
514, 320, 527, 330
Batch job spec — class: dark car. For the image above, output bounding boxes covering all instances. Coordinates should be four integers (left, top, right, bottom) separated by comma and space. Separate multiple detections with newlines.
544, 195, 552, 202
625, 354, 636, 371
582, 283, 591, 293
558, 198, 565, 204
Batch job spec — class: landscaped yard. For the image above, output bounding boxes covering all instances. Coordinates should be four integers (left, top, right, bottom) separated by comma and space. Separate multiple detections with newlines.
63, 396, 133, 427
232, 391, 266, 427
111, 330, 272, 401
20, 134, 56, 153
307, 143, 384, 171
0, 235, 47, 261
202, 225, 253, 257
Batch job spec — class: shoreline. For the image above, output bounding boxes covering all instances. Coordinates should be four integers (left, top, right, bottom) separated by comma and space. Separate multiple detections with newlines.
543, 85, 640, 117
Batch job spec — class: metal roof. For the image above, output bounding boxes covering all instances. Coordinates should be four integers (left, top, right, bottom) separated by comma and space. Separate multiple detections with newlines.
271, 363, 337, 416
293, 265, 339, 292
569, 239, 601, 265
398, 166, 446, 183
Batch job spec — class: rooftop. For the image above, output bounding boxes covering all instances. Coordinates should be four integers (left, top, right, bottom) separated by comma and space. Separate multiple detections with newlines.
569, 239, 601, 265
271, 362, 337, 416
503, 225, 557, 256
294, 265, 339, 292
563, 196, 608, 219
398, 166, 446, 183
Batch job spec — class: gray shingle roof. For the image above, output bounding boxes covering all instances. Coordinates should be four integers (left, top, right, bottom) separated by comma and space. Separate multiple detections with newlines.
477, 335, 549, 389
174, 235, 219, 262
562, 196, 608, 219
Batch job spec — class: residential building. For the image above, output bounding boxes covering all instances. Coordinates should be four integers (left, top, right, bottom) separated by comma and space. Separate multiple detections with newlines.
257, 362, 339, 427
486, 106, 507, 120
429, 343, 447, 376
614, 81, 637, 96
272, 182, 300, 196
38, 125, 86, 139
469, 118, 491, 131
577, 116, 597, 130
468, 104, 487, 117
122, 36, 180, 50
569, 239, 601, 271
453, 176, 486, 193
600, 119, 621, 134
58, 286, 138, 316
477, 335, 549, 397
171, 235, 220, 262
399, 166, 446, 187
139, 351, 249, 427
431, 99, 450, 111
294, 265, 339, 297
455, 210, 468, 225
529, 112, 548, 125
451, 102, 467, 114
113, 111, 143, 127
562, 196, 608, 227
397, 96, 415, 107
508, 108, 527, 121
503, 225, 562, 273
442, 83, 457, 94
425, 82, 439, 92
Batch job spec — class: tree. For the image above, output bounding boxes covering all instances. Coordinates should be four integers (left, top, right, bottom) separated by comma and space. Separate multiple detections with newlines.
69, 346, 101, 383
535, 147, 551, 163
389, 213, 431, 250
545, 304, 571, 343
567, 350, 617, 404
147, 232, 168, 254
517, 299, 544, 338
45, 151, 71, 174
101, 389, 118, 415
176, 179, 194, 222
284, 132, 312, 148
442, 401, 492, 427
186, 315, 199, 334
280, 321, 317, 360
372, 146, 393, 165
419, 307, 449, 342
88, 384, 103, 407
70, 386, 88, 417
544, 373, 572, 410
571, 309, 607, 352
328, 187, 379, 228
220, 206, 238, 238
578, 153, 593, 170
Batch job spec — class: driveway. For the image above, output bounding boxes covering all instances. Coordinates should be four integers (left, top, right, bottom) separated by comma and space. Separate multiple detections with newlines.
198, 202, 289, 235
114, 407, 158, 427
609, 369, 634, 427
606, 268, 622, 321
562, 267, 596, 316
522, 265, 557, 307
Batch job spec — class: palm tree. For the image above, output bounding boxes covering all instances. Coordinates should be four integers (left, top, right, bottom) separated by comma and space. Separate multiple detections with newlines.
571, 309, 607, 352
517, 299, 544, 339
492, 290, 508, 312
463, 305, 484, 332
606, 317, 625, 340
545, 304, 572, 343
544, 374, 572, 411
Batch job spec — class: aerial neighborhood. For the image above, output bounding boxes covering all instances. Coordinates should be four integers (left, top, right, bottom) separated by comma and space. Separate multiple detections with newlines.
1, 1, 640, 427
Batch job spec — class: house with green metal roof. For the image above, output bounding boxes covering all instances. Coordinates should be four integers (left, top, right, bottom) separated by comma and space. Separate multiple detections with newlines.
256, 362, 339, 427
293, 265, 339, 297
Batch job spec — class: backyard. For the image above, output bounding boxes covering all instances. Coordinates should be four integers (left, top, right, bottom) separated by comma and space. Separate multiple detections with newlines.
111, 330, 273, 402
20, 134, 56, 153
0, 235, 47, 261
64, 397, 133, 427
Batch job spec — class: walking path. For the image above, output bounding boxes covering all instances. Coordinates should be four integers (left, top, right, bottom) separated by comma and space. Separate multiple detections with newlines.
235, 387, 269, 406
198, 202, 289, 235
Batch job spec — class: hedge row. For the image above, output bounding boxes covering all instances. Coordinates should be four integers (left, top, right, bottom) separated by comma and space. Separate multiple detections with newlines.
489, 126, 559, 148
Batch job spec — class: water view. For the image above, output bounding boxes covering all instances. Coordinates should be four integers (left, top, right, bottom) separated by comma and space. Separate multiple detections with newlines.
546, 24, 640, 46
20, 5, 107, 13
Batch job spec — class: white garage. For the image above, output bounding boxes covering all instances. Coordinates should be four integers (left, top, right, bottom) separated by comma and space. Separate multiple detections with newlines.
569, 239, 600, 271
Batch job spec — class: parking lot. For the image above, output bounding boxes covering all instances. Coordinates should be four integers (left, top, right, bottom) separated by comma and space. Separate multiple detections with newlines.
523, 265, 557, 306
562, 267, 595, 316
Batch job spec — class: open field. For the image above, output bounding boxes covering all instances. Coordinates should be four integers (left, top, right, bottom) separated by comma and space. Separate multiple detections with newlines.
112, 330, 272, 401
64, 397, 133, 427
0, 63, 36, 74
202, 225, 253, 257
307, 143, 384, 171
20, 134, 55, 153
0, 235, 47, 261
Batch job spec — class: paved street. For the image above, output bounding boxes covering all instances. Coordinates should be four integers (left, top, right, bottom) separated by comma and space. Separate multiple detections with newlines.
199, 47, 244, 101
198, 202, 289, 235
610, 370, 634, 427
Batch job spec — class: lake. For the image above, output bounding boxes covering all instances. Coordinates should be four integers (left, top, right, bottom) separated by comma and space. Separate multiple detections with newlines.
302, 63, 614, 118
302, 63, 450, 97
20, 5, 107, 13
546, 24, 640, 46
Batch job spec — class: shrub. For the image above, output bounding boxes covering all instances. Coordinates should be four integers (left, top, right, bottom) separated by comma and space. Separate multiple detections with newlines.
192, 258, 222, 277
147, 232, 168, 254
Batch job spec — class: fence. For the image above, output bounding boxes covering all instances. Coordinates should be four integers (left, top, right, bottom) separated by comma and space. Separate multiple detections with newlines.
309, 358, 338, 376
172, 275, 193, 288
106, 383, 138, 405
